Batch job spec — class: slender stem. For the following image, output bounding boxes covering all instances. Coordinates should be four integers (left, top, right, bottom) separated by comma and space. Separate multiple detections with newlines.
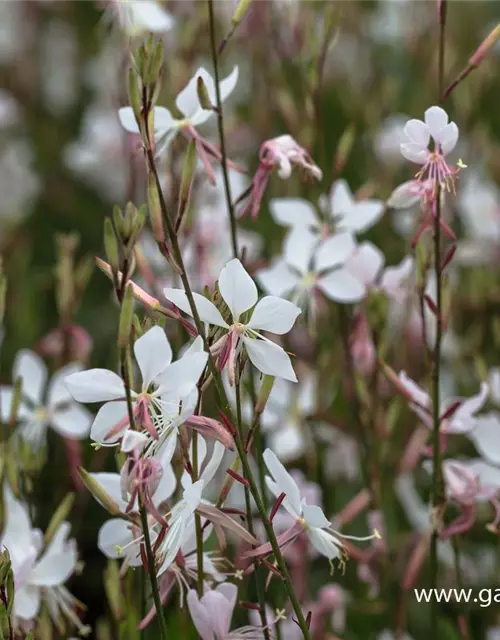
236, 380, 271, 640
144, 141, 312, 640
207, 0, 238, 259
430, 10, 446, 638
139, 503, 169, 640
191, 424, 205, 596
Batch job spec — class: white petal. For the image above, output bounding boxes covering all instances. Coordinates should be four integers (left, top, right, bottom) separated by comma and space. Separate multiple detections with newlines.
437, 122, 458, 155
345, 242, 385, 287
244, 338, 297, 382
470, 412, 500, 465
256, 260, 299, 297
200, 440, 225, 486
329, 179, 354, 216
47, 362, 83, 408
400, 143, 428, 164
219, 65, 239, 103
118, 107, 139, 134
13, 350, 47, 405
302, 503, 331, 528
314, 232, 357, 272
463, 459, 500, 492
317, 269, 366, 303
128, 0, 174, 33
187, 590, 212, 638
387, 181, 422, 209
98, 519, 137, 563
13, 585, 41, 621
153, 107, 176, 136
0, 386, 31, 423
52, 404, 92, 439
404, 119, 430, 148
447, 382, 489, 433
31, 524, 76, 586
283, 227, 318, 275
338, 200, 384, 234
134, 326, 172, 388
176, 67, 214, 118
270, 197, 319, 229
65, 369, 125, 403
263, 448, 302, 516
121, 431, 148, 454
398, 371, 430, 408
90, 401, 129, 444
490, 368, 500, 405
156, 352, 208, 399
307, 527, 340, 559
248, 297, 301, 335
163, 288, 228, 328
89, 472, 129, 511
424, 106, 449, 140
218, 258, 257, 320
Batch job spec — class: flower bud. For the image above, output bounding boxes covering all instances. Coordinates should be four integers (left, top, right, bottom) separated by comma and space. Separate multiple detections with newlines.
145, 39, 164, 88
79, 467, 122, 516
104, 560, 123, 622
118, 283, 135, 348
255, 375, 275, 414
176, 140, 197, 232
349, 313, 376, 377
334, 124, 355, 175
127, 67, 142, 126
104, 217, 120, 275
44, 493, 75, 545
196, 76, 212, 111
147, 170, 165, 243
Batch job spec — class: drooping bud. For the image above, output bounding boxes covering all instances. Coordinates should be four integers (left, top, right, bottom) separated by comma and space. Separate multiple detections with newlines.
349, 312, 376, 377
175, 140, 197, 233
196, 76, 213, 111
104, 218, 120, 276
184, 415, 235, 450
255, 375, 275, 415
79, 467, 122, 516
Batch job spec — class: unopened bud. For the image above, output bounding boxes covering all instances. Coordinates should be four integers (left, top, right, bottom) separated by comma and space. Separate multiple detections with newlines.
127, 67, 142, 125
147, 170, 165, 243
118, 284, 135, 348
79, 468, 122, 516
255, 375, 275, 414
44, 493, 75, 545
470, 23, 500, 68
176, 140, 197, 232
104, 560, 123, 622
104, 218, 120, 274
145, 40, 164, 87
334, 124, 355, 174
197, 76, 213, 111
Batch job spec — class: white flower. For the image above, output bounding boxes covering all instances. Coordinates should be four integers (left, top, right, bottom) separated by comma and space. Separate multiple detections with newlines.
0, 350, 92, 448
1, 486, 84, 631
264, 449, 377, 560
257, 228, 383, 308
65, 326, 207, 451
270, 179, 384, 235
400, 106, 458, 164
164, 259, 301, 382
468, 412, 500, 466
119, 66, 239, 155
111, 0, 175, 36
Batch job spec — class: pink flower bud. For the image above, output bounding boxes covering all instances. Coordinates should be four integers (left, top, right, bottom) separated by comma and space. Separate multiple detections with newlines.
349, 312, 376, 377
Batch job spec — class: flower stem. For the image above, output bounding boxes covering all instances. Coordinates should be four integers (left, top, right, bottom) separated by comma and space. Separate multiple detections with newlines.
191, 423, 205, 597
430, 7, 446, 637
207, 0, 239, 259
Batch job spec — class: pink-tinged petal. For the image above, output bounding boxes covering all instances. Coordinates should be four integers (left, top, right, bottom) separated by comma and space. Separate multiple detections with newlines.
447, 382, 489, 433
263, 448, 302, 516
13, 584, 41, 621
424, 106, 449, 140
203, 586, 234, 638
186, 590, 213, 640
13, 349, 47, 406
398, 371, 431, 408
134, 326, 172, 388
283, 227, 318, 275
330, 179, 354, 216
400, 143, 428, 164
121, 430, 148, 454
339, 200, 384, 234
248, 296, 301, 335
65, 369, 125, 403
437, 122, 459, 155
218, 258, 258, 320
314, 232, 357, 272
469, 412, 500, 465
345, 242, 385, 287
403, 119, 430, 148
90, 401, 129, 444
270, 197, 320, 229
302, 503, 331, 528
243, 338, 297, 382
387, 181, 422, 209
118, 107, 139, 134
380, 256, 414, 297
52, 404, 92, 439
463, 459, 500, 493
317, 269, 366, 303
163, 288, 228, 328
256, 260, 299, 297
